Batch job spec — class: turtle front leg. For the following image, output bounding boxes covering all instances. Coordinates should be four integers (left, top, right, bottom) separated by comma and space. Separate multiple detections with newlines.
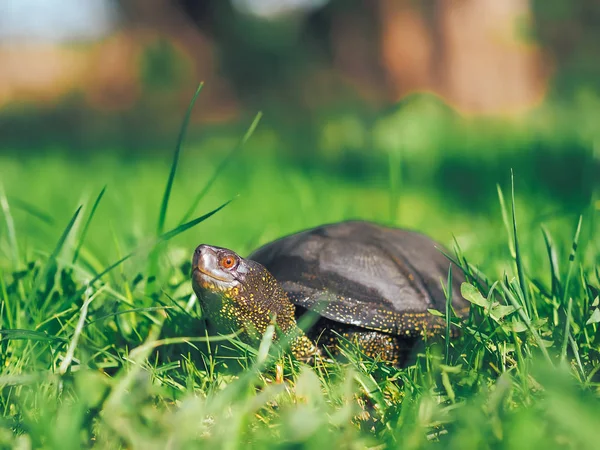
290, 333, 321, 363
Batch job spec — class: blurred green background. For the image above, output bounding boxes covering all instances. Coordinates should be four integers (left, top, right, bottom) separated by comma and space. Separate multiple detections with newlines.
0, 0, 598, 275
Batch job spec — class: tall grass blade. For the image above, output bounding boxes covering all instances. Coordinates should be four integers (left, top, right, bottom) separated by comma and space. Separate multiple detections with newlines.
445, 264, 453, 365
541, 225, 561, 298
58, 290, 96, 374
510, 170, 531, 316
31, 206, 82, 306
569, 334, 586, 380
72, 186, 106, 264
8, 196, 55, 225
0, 329, 68, 344
179, 112, 263, 224
158, 200, 231, 242
147, 83, 204, 294
0, 186, 19, 266
560, 297, 572, 365
157, 82, 204, 235
562, 215, 583, 306
497, 183, 515, 258
46, 206, 83, 270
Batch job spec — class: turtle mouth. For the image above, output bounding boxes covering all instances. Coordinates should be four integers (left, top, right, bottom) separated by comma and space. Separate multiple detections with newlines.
193, 266, 232, 283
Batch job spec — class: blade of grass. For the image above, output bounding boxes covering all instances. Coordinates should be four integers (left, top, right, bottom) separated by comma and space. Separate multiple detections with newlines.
72, 186, 106, 264
158, 199, 232, 242
32, 205, 82, 307
148, 83, 204, 294
445, 264, 453, 365
560, 297, 572, 365
8, 196, 55, 225
569, 334, 586, 380
0, 329, 68, 344
179, 112, 263, 225
541, 225, 563, 327
58, 287, 102, 374
497, 183, 515, 258
562, 215, 583, 306
45, 206, 82, 272
0, 185, 19, 266
541, 225, 561, 298
510, 170, 531, 317
157, 82, 204, 235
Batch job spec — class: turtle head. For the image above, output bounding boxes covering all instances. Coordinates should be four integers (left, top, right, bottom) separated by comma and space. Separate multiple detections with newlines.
192, 244, 249, 291
191, 244, 298, 340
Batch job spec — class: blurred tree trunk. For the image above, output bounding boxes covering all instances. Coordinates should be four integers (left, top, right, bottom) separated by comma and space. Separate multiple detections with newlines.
376, 0, 550, 114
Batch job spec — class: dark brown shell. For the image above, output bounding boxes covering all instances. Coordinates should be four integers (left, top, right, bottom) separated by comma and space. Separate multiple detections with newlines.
248, 220, 469, 336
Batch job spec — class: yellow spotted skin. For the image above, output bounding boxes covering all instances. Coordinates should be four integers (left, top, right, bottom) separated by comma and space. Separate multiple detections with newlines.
194, 263, 320, 361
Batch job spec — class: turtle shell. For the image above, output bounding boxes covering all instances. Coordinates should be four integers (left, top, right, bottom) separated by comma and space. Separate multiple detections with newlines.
248, 220, 469, 336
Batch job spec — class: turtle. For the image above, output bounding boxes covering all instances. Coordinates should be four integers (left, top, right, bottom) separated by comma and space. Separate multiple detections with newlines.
191, 220, 469, 366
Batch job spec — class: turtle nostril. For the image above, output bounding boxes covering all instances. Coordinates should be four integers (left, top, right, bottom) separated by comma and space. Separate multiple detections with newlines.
193, 245, 207, 266
194, 245, 219, 269
195, 244, 214, 257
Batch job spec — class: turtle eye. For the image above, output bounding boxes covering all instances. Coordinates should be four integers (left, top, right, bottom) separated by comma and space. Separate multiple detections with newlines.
219, 254, 237, 270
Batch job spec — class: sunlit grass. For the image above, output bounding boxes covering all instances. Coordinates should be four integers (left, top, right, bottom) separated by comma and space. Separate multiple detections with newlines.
0, 95, 599, 448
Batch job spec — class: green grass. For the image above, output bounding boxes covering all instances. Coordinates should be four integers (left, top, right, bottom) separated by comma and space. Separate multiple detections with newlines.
0, 100, 599, 449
